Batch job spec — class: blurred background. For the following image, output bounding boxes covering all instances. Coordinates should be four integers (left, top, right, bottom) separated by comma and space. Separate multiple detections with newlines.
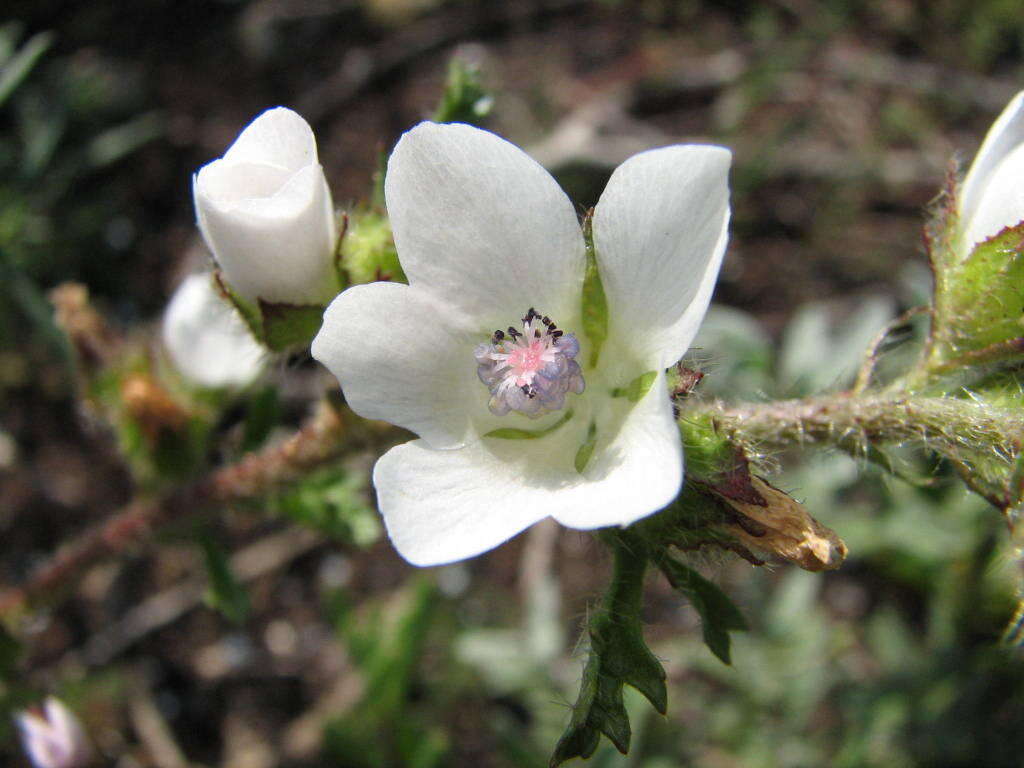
3, 0, 1024, 765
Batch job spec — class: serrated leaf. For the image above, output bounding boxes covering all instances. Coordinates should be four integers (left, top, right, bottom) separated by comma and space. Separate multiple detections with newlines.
551, 534, 666, 766
657, 556, 747, 664
258, 299, 325, 351
590, 610, 668, 715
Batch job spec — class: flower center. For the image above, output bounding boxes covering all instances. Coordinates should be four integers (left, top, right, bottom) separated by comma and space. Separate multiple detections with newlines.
474, 307, 585, 418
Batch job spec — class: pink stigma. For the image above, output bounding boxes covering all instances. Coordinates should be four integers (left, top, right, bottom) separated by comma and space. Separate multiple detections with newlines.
474, 308, 585, 418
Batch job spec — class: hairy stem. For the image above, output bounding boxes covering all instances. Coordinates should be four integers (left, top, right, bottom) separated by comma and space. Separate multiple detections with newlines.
692, 392, 1024, 458
598, 530, 649, 619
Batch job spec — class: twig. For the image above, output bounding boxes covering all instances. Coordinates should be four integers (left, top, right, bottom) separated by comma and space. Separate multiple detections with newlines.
852, 305, 929, 394
79, 527, 322, 667
129, 682, 192, 768
0, 401, 362, 621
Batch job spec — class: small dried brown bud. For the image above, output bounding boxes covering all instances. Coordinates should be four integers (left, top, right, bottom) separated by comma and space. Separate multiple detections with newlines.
714, 476, 848, 571
121, 372, 188, 441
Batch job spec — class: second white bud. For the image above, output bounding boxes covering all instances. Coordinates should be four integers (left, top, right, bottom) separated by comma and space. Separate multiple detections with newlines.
193, 107, 339, 306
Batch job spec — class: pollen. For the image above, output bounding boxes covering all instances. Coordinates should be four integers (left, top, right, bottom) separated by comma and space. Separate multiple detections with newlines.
474, 307, 585, 418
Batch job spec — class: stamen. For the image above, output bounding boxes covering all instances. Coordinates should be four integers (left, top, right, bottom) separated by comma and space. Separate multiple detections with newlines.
475, 308, 585, 418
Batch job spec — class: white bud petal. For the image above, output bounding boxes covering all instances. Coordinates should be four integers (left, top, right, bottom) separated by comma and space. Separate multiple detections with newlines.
193, 107, 338, 305
16, 697, 91, 768
162, 273, 266, 389
960, 91, 1024, 250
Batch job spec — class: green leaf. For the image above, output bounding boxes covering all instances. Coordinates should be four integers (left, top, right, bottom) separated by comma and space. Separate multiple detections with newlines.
324, 580, 445, 767
484, 409, 574, 440
198, 532, 250, 624
432, 56, 493, 126
240, 386, 280, 452
656, 556, 747, 664
0, 30, 52, 109
270, 467, 379, 548
581, 213, 609, 369
574, 420, 598, 473
551, 532, 666, 766
611, 370, 658, 402
259, 299, 326, 351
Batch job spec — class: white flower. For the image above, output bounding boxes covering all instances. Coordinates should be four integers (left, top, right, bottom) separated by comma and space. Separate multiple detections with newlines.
959, 90, 1024, 252
162, 273, 266, 389
312, 122, 730, 566
16, 697, 91, 768
193, 107, 338, 305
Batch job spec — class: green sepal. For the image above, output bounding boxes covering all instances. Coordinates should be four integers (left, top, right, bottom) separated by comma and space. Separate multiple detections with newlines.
655, 555, 748, 664
677, 410, 735, 481
214, 271, 262, 340
580, 211, 609, 369
215, 270, 327, 351
484, 409, 573, 440
340, 210, 406, 286
611, 370, 657, 401
929, 221, 1024, 373
574, 420, 597, 473
258, 299, 326, 352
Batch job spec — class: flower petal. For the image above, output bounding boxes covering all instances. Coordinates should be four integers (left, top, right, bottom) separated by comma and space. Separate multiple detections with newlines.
162, 274, 266, 389
593, 145, 731, 370
221, 106, 318, 171
552, 370, 682, 529
194, 163, 338, 304
961, 90, 1024, 235
312, 281, 485, 449
384, 122, 586, 329
374, 373, 681, 565
963, 141, 1024, 249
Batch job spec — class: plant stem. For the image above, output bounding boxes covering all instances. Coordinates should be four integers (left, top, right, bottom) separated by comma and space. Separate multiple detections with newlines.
598, 530, 649, 619
693, 392, 1024, 458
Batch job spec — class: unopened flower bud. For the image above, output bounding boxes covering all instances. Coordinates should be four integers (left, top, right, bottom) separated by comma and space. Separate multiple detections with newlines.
16, 697, 91, 768
193, 107, 340, 306
162, 274, 266, 389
